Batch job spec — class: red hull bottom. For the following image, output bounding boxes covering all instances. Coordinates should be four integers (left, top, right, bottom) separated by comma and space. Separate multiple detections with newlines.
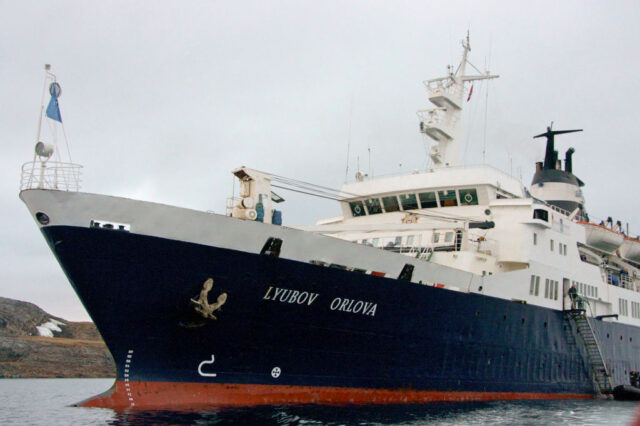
77, 381, 594, 410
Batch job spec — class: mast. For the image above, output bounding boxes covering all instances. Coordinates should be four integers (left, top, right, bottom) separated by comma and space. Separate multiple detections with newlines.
418, 33, 498, 168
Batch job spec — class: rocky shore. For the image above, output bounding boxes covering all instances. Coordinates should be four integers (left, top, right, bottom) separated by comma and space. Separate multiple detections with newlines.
0, 297, 115, 378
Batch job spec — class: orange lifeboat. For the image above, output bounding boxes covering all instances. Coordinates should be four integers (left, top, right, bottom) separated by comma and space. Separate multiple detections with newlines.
577, 222, 624, 253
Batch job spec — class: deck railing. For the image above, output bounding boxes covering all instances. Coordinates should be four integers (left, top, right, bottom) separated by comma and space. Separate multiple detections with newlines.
20, 161, 82, 192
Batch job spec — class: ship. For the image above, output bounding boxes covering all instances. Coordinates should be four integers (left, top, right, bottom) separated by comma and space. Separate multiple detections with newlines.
20, 36, 640, 410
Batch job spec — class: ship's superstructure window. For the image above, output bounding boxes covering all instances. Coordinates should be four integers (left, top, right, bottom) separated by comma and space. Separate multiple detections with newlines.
632, 301, 640, 319
533, 209, 549, 222
419, 191, 438, 208
619, 298, 629, 316
433, 232, 440, 243
349, 187, 480, 217
544, 279, 550, 298
438, 190, 458, 207
399, 193, 419, 211
550, 240, 554, 252
349, 201, 366, 217
407, 235, 415, 246
459, 188, 478, 205
544, 279, 559, 300
372, 238, 380, 247
533, 233, 538, 245
365, 198, 383, 215
573, 281, 598, 299
382, 196, 400, 213
444, 232, 454, 243
529, 275, 541, 296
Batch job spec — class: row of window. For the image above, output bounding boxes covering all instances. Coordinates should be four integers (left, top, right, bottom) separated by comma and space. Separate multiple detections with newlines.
544, 279, 560, 300
557, 242, 568, 255
620, 298, 629, 317
358, 231, 458, 248
632, 301, 640, 319
349, 188, 479, 217
573, 280, 598, 299
529, 275, 559, 301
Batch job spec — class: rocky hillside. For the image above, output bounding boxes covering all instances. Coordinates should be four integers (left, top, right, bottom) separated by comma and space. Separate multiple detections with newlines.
0, 297, 116, 378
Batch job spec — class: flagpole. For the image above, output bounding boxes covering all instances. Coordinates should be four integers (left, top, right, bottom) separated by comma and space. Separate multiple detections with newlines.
35, 64, 51, 145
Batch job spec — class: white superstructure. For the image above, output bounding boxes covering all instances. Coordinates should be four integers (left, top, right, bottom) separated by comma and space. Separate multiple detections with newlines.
224, 35, 640, 328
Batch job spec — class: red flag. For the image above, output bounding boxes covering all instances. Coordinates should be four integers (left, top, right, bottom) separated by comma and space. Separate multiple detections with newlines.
467, 84, 474, 102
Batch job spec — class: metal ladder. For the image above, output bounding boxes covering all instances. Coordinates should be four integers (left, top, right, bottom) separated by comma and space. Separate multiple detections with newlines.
566, 309, 613, 394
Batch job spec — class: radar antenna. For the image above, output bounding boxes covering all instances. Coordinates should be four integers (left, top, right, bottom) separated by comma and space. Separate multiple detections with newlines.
533, 123, 582, 170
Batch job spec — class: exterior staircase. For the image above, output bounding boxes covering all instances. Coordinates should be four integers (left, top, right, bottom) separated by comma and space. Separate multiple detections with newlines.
565, 309, 613, 394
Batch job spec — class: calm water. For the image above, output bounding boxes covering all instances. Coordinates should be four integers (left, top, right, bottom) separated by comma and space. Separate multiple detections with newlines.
0, 379, 638, 425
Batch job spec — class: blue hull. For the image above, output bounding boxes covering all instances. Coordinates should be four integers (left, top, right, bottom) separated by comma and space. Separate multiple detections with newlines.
41, 225, 640, 405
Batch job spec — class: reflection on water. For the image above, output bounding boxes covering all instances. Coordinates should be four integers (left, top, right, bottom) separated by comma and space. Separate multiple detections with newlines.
0, 379, 638, 425
111, 400, 639, 425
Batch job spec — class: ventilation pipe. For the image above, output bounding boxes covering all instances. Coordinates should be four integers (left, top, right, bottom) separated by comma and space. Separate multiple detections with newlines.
565, 148, 575, 173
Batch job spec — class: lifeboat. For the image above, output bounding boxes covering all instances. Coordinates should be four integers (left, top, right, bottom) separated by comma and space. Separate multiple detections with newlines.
577, 222, 624, 253
620, 237, 640, 262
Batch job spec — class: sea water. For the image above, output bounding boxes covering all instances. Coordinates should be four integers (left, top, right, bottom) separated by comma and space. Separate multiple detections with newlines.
0, 379, 638, 425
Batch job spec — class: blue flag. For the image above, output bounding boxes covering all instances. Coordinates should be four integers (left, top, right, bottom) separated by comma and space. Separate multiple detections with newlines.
46, 90, 62, 122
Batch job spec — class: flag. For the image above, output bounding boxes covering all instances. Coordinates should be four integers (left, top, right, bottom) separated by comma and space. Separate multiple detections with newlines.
46, 86, 62, 122
466, 84, 474, 102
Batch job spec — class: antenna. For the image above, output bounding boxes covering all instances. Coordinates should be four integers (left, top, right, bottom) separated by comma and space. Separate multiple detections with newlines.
344, 92, 354, 182
482, 35, 492, 164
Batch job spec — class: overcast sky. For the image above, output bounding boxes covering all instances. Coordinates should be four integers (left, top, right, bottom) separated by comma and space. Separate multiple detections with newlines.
2, 1, 640, 321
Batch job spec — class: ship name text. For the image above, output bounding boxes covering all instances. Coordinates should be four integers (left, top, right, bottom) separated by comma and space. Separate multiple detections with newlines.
330, 297, 377, 317
263, 286, 319, 306
262, 287, 377, 316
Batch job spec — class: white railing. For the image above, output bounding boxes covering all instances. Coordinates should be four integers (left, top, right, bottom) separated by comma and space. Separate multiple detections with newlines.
417, 107, 448, 128
20, 161, 82, 192
424, 79, 459, 98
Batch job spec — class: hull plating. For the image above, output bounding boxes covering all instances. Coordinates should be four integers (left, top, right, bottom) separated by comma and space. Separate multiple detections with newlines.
41, 225, 640, 408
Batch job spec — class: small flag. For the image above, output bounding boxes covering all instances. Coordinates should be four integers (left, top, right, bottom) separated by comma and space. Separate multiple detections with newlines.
46, 83, 62, 122
466, 84, 474, 102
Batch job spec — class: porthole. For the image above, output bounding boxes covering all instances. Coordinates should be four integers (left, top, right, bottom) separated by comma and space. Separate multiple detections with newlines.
35, 212, 49, 225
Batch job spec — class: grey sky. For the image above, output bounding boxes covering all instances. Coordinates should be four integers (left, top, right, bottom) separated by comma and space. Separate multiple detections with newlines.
2, 1, 639, 321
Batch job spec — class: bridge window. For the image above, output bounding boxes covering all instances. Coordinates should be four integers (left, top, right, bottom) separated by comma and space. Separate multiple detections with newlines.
349, 201, 366, 217
365, 198, 383, 215
438, 190, 458, 207
533, 209, 549, 222
382, 195, 400, 213
399, 193, 419, 211
459, 188, 478, 206
419, 191, 438, 208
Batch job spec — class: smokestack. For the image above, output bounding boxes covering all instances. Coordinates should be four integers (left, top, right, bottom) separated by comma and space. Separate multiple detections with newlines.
565, 148, 575, 173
